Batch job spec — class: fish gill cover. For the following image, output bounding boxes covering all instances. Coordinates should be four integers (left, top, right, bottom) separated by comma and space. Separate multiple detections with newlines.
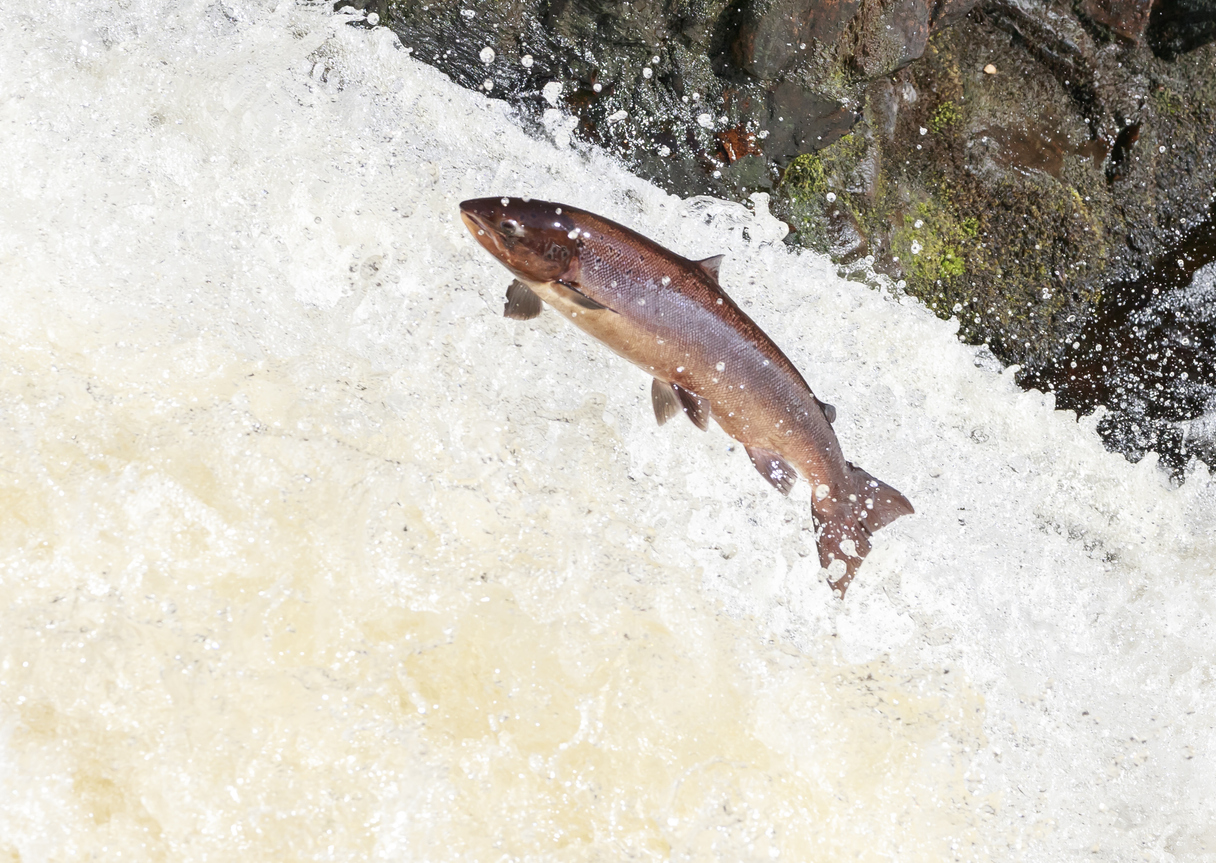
0, 0, 1213, 860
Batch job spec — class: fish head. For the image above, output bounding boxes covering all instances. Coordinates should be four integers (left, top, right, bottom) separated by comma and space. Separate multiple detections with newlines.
459, 197, 580, 283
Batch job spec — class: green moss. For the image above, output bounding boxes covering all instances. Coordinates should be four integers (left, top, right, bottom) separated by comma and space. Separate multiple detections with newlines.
1153, 87, 1184, 117
781, 153, 828, 197
940, 249, 965, 276
774, 135, 876, 253
930, 100, 961, 133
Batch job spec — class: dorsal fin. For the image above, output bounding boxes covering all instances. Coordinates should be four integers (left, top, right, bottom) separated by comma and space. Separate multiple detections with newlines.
697, 255, 725, 281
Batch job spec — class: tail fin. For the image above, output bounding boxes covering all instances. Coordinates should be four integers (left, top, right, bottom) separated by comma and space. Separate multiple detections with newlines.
815, 464, 913, 597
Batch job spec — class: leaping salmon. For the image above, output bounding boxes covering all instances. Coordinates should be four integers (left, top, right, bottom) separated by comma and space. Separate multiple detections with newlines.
459, 197, 913, 596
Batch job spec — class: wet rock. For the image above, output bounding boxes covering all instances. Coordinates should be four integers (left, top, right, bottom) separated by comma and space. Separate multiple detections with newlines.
731, 0, 861, 79
827, 207, 871, 261
867, 78, 899, 141
1077, 0, 1154, 42
764, 81, 860, 162
852, 0, 984, 77
1022, 234, 1216, 475
854, 0, 936, 76
1146, 0, 1216, 58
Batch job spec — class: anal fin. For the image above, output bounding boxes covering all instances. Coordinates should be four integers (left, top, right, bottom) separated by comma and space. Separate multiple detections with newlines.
745, 445, 798, 495
818, 400, 836, 424
672, 383, 710, 431
651, 379, 681, 426
504, 279, 543, 320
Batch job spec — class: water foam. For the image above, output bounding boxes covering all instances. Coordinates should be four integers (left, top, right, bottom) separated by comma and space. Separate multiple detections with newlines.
1, 1, 1213, 859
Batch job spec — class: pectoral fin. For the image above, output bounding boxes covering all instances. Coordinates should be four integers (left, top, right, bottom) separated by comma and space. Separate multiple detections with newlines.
745, 446, 798, 495
555, 279, 614, 312
651, 379, 681, 426
504, 280, 543, 320
672, 383, 710, 431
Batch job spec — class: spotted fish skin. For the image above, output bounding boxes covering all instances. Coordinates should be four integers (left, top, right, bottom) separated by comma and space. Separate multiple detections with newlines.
459, 197, 913, 595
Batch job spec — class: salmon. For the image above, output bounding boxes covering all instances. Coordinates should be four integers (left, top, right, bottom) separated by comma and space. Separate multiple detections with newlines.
459, 197, 913, 596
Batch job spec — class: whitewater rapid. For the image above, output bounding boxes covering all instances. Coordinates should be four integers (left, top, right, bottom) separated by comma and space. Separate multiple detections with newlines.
1, 1, 1213, 859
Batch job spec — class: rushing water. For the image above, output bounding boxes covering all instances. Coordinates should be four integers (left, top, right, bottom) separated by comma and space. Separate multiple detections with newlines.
1, 1, 1214, 859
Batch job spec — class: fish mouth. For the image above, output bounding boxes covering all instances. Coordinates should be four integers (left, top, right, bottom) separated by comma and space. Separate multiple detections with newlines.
459, 205, 509, 258
459, 208, 486, 235
458, 204, 489, 234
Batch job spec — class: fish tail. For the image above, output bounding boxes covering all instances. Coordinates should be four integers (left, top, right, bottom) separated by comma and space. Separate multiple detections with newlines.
814, 463, 914, 596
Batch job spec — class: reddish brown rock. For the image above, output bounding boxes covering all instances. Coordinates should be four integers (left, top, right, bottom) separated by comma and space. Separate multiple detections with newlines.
717, 125, 762, 163
1078, 0, 1154, 41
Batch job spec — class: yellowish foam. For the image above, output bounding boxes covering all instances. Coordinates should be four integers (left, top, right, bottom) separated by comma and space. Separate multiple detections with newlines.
0, 331, 985, 860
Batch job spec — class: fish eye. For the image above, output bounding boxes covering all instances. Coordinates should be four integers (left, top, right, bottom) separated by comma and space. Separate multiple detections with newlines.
499, 219, 522, 236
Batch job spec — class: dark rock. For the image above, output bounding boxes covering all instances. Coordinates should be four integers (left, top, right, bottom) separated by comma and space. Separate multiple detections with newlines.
852, 0, 983, 77
854, 0, 936, 76
1146, 0, 1216, 59
866, 78, 899, 141
1077, 0, 1154, 42
764, 81, 860, 162
1019, 220, 1216, 475
827, 207, 871, 261
731, 0, 861, 79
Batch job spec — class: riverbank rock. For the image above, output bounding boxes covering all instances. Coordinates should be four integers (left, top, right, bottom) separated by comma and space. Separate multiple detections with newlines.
343, 0, 1216, 467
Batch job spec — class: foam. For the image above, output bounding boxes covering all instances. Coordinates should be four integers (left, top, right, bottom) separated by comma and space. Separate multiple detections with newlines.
0, 1, 1213, 859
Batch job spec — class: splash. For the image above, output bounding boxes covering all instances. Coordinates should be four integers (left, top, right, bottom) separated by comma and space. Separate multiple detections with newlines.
0, 1, 1213, 860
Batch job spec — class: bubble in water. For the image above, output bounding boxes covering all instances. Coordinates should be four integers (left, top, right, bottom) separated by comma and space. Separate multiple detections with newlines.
479, 47, 495, 65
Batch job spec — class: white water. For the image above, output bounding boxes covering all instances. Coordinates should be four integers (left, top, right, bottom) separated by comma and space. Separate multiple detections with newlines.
1, 1, 1213, 859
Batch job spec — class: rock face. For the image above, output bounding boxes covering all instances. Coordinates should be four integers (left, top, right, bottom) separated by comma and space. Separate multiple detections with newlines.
342, 0, 1216, 469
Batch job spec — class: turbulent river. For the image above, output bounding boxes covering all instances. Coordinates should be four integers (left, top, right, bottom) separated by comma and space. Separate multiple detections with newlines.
1, 1, 1214, 859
